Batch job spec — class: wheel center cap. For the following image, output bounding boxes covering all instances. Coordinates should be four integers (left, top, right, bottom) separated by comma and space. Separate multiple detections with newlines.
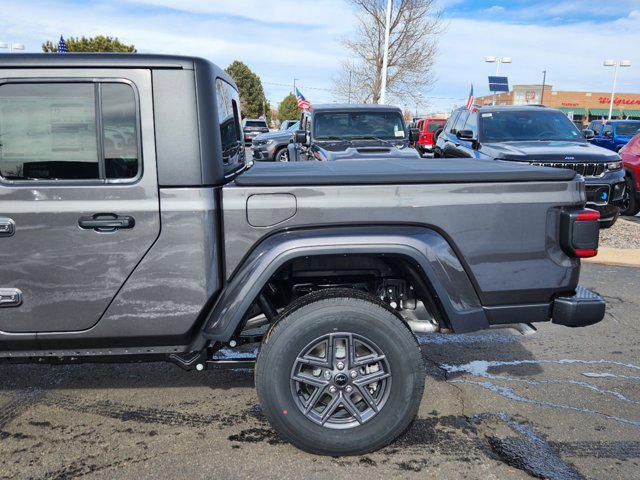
334, 373, 348, 387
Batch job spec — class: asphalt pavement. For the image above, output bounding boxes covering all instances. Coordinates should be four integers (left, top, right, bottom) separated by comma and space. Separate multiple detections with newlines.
1, 263, 639, 480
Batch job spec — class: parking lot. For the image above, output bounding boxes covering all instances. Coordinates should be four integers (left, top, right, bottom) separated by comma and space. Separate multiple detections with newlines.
1, 262, 638, 480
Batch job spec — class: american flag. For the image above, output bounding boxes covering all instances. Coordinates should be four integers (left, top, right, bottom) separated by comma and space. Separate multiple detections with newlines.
465, 84, 474, 110
296, 88, 311, 110
57, 36, 68, 53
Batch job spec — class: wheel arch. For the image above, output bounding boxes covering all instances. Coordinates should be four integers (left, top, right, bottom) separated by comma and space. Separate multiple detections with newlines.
201, 226, 488, 341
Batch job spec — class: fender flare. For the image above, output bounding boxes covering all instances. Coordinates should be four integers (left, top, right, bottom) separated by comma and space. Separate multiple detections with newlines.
201, 226, 488, 341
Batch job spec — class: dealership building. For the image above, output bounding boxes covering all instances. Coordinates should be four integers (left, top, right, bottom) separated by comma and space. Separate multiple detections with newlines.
475, 84, 640, 126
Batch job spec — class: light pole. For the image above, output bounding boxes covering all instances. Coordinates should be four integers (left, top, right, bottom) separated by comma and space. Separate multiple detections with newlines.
379, 0, 392, 104
485, 56, 512, 105
0, 42, 26, 53
603, 60, 631, 121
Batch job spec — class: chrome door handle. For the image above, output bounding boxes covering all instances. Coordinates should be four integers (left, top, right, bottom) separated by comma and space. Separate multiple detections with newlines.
0, 217, 15, 237
0, 288, 22, 307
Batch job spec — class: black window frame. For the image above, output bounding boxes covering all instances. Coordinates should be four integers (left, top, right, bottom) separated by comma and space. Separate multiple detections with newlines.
0, 78, 142, 186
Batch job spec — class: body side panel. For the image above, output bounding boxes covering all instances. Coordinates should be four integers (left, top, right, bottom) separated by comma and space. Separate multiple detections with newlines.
222, 181, 583, 306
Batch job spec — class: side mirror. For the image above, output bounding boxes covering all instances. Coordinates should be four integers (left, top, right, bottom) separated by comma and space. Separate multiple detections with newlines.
294, 130, 307, 145
603, 130, 613, 138
582, 129, 595, 140
409, 128, 419, 143
456, 129, 475, 141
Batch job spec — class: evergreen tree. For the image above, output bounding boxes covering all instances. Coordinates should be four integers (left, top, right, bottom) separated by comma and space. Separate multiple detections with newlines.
225, 60, 267, 119
42, 36, 136, 53
278, 93, 299, 123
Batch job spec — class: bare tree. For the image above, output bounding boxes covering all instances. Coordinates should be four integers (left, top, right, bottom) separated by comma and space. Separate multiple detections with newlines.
333, 0, 443, 104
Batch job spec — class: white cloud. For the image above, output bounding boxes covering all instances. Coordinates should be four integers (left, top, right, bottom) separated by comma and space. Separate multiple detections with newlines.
0, 1, 638, 112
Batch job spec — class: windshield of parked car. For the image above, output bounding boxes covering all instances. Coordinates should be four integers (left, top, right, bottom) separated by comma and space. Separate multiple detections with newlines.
245, 120, 268, 128
287, 121, 300, 131
479, 110, 583, 142
615, 123, 640, 136
427, 120, 446, 132
314, 111, 406, 140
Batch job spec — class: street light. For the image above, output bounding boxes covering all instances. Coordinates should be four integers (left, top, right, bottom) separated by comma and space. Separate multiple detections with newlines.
485, 56, 512, 75
0, 42, 25, 53
603, 59, 631, 121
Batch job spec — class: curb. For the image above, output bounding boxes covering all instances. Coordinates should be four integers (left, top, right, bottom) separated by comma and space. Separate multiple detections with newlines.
582, 247, 640, 267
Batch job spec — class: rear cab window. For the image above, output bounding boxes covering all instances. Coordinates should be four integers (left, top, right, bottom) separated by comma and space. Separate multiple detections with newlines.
0, 81, 139, 183
215, 78, 243, 166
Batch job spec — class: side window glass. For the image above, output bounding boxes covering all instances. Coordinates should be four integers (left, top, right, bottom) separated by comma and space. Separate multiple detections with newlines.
0, 82, 139, 182
102, 83, 139, 179
0, 83, 99, 180
464, 113, 478, 136
602, 125, 613, 136
444, 112, 459, 134
216, 78, 242, 165
454, 111, 469, 132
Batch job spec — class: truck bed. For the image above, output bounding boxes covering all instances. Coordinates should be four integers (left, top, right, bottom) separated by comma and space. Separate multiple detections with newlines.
236, 158, 577, 186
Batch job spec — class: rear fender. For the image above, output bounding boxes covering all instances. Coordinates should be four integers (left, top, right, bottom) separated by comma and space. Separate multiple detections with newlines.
202, 226, 487, 341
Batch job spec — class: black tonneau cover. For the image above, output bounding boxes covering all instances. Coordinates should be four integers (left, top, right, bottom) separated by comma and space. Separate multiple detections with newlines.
235, 158, 577, 186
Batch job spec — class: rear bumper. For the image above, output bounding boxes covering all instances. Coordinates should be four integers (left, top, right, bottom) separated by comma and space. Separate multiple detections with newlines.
484, 286, 605, 329
552, 286, 605, 328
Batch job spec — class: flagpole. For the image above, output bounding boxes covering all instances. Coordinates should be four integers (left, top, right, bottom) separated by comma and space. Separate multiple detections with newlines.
379, 0, 392, 104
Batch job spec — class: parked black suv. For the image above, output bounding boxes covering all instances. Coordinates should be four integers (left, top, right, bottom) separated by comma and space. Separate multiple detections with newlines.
288, 104, 420, 161
435, 105, 626, 227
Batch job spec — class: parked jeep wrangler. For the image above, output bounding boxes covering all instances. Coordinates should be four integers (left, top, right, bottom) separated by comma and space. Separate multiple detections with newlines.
287, 103, 421, 162
0, 54, 605, 456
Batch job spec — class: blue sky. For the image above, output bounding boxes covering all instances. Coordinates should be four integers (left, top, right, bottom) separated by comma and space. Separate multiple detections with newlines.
0, 0, 638, 113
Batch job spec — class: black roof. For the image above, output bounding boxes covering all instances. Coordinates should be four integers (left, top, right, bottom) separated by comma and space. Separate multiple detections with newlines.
0, 52, 235, 94
309, 103, 402, 113
0, 52, 203, 68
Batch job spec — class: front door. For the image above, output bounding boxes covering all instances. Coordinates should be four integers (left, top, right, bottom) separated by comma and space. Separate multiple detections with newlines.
0, 70, 160, 333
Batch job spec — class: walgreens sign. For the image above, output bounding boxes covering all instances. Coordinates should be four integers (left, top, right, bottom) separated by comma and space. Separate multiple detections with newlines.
599, 97, 640, 105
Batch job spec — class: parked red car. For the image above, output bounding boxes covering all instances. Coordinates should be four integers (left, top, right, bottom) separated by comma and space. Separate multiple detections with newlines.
415, 118, 446, 155
620, 131, 640, 216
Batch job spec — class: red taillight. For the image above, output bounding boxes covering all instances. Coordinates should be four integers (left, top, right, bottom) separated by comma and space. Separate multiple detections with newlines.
560, 208, 600, 259
577, 211, 600, 222
574, 248, 598, 258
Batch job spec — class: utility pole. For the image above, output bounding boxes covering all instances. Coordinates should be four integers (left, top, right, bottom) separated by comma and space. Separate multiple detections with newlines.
540, 70, 546, 105
379, 0, 392, 104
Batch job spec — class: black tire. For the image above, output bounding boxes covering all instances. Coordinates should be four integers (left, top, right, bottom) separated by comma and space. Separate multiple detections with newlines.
274, 147, 289, 162
620, 176, 640, 216
255, 289, 425, 456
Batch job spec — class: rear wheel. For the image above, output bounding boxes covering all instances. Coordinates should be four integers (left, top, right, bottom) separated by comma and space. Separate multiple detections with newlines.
255, 289, 425, 456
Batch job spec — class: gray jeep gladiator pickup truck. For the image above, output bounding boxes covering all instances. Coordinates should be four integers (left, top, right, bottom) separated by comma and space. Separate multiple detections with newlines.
0, 54, 605, 456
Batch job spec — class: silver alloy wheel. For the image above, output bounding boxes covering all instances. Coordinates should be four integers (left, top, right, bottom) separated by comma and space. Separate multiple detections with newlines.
290, 332, 391, 429
277, 149, 289, 162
